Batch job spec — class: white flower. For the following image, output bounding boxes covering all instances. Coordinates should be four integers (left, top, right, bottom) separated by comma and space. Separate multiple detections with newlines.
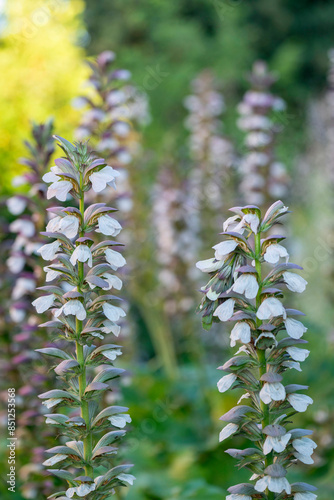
282, 360, 302, 372
283, 272, 307, 293
264, 243, 289, 264
9, 219, 35, 237
43, 167, 61, 183
287, 393, 313, 412
117, 473, 136, 486
37, 240, 61, 261
7, 255, 25, 274
12, 277, 35, 299
286, 347, 310, 362
257, 297, 286, 320
59, 215, 79, 239
101, 320, 121, 337
219, 423, 238, 442
217, 373, 237, 393
47, 180, 73, 201
97, 215, 122, 236
46, 216, 61, 233
103, 302, 126, 322
109, 413, 131, 428
223, 215, 244, 234
294, 492, 317, 500
32, 294, 55, 313
102, 348, 122, 361
102, 274, 123, 290
66, 483, 96, 498
213, 240, 238, 260
243, 213, 260, 234
214, 299, 235, 321
284, 318, 307, 339
226, 495, 252, 500
255, 475, 291, 494
89, 165, 120, 192
10, 306, 25, 323
263, 433, 291, 455
70, 245, 93, 267
105, 248, 126, 270
230, 322, 251, 347
44, 266, 62, 282
54, 300, 87, 320
260, 382, 286, 404
293, 437, 317, 464
7, 196, 27, 215
196, 258, 223, 273
232, 274, 259, 299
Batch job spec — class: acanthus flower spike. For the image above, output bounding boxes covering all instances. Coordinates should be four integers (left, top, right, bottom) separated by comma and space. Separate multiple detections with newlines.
34, 137, 134, 499
196, 200, 317, 499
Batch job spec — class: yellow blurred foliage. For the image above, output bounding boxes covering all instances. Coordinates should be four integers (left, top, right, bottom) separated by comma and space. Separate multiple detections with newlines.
0, 0, 88, 191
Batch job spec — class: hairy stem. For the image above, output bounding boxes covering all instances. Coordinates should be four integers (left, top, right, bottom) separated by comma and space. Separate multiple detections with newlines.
255, 231, 274, 500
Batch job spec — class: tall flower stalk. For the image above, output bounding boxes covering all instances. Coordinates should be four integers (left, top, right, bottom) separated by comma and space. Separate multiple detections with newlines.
196, 201, 317, 500
33, 137, 134, 498
238, 62, 289, 207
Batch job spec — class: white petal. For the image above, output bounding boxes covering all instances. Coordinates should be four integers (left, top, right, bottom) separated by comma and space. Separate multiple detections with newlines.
98, 215, 122, 236
59, 215, 79, 239
46, 216, 62, 233
287, 347, 310, 362
284, 318, 307, 339
37, 240, 61, 261
196, 258, 223, 273
117, 473, 136, 486
32, 294, 55, 313
287, 394, 313, 412
7, 196, 27, 215
70, 245, 93, 267
99, 274, 122, 291
213, 240, 238, 260
283, 272, 307, 293
243, 213, 260, 233
89, 166, 120, 193
217, 373, 237, 393
219, 423, 238, 442
264, 243, 289, 264
260, 382, 286, 404
47, 180, 73, 201
43, 171, 59, 183
213, 298, 235, 321
109, 414, 131, 428
105, 248, 126, 270
230, 322, 251, 347
232, 274, 259, 299
255, 476, 269, 492
268, 477, 291, 494
257, 297, 286, 320
103, 302, 126, 322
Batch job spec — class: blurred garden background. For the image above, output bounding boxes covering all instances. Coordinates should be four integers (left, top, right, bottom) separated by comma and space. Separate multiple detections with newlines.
1, 0, 334, 499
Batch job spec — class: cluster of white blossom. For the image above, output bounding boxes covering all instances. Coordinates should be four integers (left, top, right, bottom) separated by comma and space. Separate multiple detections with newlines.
152, 167, 199, 315
184, 69, 234, 214
238, 61, 289, 206
197, 201, 316, 499
33, 137, 134, 499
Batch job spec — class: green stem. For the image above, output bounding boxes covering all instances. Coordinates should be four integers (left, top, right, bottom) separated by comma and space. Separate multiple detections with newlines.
254, 231, 274, 500
75, 174, 93, 477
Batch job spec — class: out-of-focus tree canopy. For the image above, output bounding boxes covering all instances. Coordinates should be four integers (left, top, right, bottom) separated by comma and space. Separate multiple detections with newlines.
0, 0, 87, 190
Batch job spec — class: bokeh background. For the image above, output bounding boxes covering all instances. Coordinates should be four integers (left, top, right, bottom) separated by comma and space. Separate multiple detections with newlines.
1, 0, 334, 499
